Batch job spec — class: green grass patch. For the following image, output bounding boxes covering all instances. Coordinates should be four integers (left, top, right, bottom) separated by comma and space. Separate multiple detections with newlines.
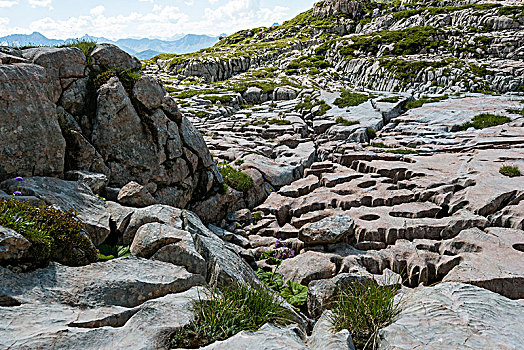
336, 117, 360, 126
256, 269, 308, 309
0, 199, 98, 266
459, 113, 511, 130
387, 149, 418, 155
171, 283, 290, 348
219, 165, 254, 192
377, 96, 400, 103
329, 279, 401, 350
405, 95, 448, 109
334, 90, 369, 108
499, 166, 521, 177
268, 119, 291, 125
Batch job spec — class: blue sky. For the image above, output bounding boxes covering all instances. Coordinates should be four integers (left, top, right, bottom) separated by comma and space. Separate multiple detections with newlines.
0, 0, 317, 39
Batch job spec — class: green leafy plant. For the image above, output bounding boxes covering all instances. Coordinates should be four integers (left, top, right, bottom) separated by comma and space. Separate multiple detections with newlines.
0, 199, 97, 265
171, 283, 290, 348
97, 244, 131, 261
280, 281, 308, 307
499, 166, 521, 177
219, 165, 254, 192
459, 113, 511, 130
329, 279, 402, 350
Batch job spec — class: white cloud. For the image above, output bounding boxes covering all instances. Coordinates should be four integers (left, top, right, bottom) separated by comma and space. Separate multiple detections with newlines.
29, 5, 190, 40
28, 0, 52, 7
90, 5, 104, 16
208, 0, 219, 3
185, 0, 194, 5
201, 0, 289, 34
0, 0, 18, 7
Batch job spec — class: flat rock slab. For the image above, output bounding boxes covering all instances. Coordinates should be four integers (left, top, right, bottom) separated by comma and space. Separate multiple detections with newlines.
441, 227, 524, 299
0, 256, 204, 307
1, 286, 205, 350
379, 282, 524, 349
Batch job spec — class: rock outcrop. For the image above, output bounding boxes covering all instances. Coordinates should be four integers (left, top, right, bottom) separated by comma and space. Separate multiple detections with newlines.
0, 44, 222, 210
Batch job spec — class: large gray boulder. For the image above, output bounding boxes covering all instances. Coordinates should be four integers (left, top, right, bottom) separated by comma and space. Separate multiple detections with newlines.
379, 282, 524, 349
183, 210, 259, 286
0, 64, 66, 181
299, 215, 355, 245
0, 258, 206, 350
91, 43, 141, 72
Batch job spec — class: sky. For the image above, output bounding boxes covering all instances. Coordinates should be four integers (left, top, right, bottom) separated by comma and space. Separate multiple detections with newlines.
0, 0, 318, 40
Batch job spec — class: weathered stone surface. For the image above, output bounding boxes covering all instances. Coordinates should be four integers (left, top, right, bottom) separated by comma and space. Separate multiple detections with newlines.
0, 226, 31, 261
117, 181, 157, 208
308, 310, 355, 350
65, 170, 108, 194
202, 323, 307, 350
183, 210, 259, 286
279, 251, 339, 286
299, 215, 355, 245
0, 259, 205, 350
59, 77, 88, 115
22, 47, 87, 103
0, 257, 204, 307
0, 64, 66, 181
123, 204, 183, 245
91, 43, 141, 72
379, 282, 524, 349
132, 75, 167, 110
0, 177, 110, 246
180, 116, 215, 168
93, 76, 165, 187
130, 222, 207, 277
441, 227, 524, 299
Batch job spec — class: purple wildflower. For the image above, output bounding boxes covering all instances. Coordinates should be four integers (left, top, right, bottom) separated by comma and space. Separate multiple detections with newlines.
274, 238, 283, 248
287, 249, 295, 258
14, 177, 24, 182
272, 251, 282, 260
13, 191, 22, 196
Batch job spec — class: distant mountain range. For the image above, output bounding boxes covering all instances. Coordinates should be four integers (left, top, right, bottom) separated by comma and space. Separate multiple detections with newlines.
0, 32, 220, 59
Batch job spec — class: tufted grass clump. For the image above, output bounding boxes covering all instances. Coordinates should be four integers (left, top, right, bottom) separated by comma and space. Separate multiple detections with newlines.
219, 165, 254, 192
499, 166, 521, 177
459, 113, 511, 130
334, 90, 369, 108
329, 279, 401, 350
0, 199, 97, 266
171, 283, 290, 348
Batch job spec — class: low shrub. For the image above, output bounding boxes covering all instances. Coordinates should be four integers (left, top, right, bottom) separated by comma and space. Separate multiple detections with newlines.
0, 199, 97, 265
219, 165, 254, 192
366, 128, 377, 140
459, 113, 511, 130
329, 279, 401, 350
499, 166, 521, 177
334, 90, 369, 108
171, 283, 290, 348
